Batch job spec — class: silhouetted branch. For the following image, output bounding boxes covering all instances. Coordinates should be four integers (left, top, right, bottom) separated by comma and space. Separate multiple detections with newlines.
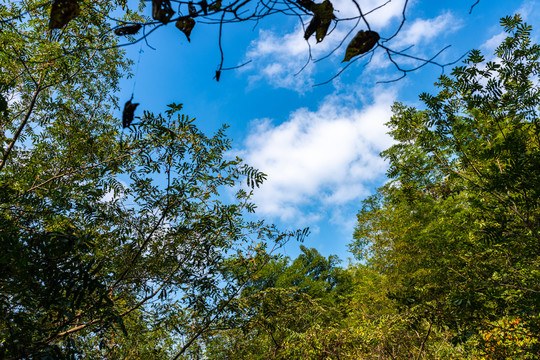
0, 0, 478, 84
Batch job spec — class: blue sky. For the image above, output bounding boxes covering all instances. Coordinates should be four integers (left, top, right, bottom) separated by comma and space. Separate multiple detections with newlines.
119, 0, 540, 260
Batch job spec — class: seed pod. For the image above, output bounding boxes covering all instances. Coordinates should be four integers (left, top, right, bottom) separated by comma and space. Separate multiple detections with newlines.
49, 0, 80, 29
123, 100, 139, 129
114, 24, 142, 36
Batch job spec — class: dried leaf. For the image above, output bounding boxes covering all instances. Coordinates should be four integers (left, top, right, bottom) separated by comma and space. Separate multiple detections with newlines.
214, 70, 221, 82
297, 0, 315, 11
199, 0, 208, 15
152, 0, 175, 24
49, 0, 80, 30
209, 0, 222, 12
312, 0, 334, 21
114, 24, 142, 36
122, 100, 139, 129
304, 16, 320, 40
342, 30, 380, 62
315, 19, 331, 43
303, 0, 334, 43
189, 2, 198, 17
176, 18, 196, 42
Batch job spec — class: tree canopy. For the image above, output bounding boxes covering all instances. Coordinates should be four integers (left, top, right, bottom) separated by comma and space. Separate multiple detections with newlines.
0, 1, 306, 358
2, 0, 540, 358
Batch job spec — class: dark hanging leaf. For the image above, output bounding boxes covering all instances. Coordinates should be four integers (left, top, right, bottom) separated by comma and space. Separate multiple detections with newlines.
49, 0, 80, 30
297, 0, 315, 11
342, 30, 380, 62
209, 0, 222, 12
152, 0, 175, 24
189, 2, 198, 17
0, 93, 7, 119
176, 17, 196, 42
122, 100, 139, 129
304, 15, 321, 40
199, 0, 208, 15
214, 70, 221, 82
114, 24, 142, 36
315, 19, 331, 43
303, 0, 334, 43
312, 0, 334, 18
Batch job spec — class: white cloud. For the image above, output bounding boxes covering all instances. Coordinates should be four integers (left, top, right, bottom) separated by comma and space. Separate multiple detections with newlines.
242, 26, 317, 90
481, 32, 506, 53
234, 87, 396, 225
517, 1, 538, 22
392, 12, 462, 49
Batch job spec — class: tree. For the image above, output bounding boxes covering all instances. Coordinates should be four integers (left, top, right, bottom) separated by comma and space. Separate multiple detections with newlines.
204, 248, 466, 359
351, 15, 540, 357
0, 1, 306, 358
202, 246, 353, 359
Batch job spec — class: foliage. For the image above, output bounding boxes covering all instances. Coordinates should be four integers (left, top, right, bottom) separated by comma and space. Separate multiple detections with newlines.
0, 1, 304, 358
3, 0, 539, 358
351, 14, 540, 358
205, 250, 466, 359
203, 246, 353, 359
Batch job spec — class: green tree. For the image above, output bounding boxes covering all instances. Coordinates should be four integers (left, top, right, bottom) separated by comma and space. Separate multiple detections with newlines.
205, 250, 464, 359
351, 15, 540, 358
0, 1, 303, 358
203, 246, 354, 359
